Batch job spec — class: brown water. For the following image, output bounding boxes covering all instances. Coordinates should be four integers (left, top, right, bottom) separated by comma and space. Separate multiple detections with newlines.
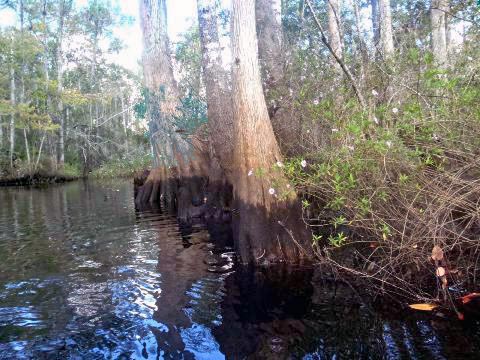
0, 180, 479, 359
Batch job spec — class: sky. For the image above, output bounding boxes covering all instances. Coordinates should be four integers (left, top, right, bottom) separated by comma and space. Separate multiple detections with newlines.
0, 0, 200, 72
0, 0, 466, 73
95, 0, 199, 72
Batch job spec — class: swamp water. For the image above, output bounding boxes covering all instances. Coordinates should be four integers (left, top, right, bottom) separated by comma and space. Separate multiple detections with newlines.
0, 180, 479, 359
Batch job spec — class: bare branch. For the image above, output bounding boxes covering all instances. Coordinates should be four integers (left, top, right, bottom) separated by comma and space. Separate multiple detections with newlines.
305, 0, 367, 109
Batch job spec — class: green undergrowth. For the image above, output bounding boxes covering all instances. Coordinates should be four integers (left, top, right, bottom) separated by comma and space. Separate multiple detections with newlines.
91, 154, 152, 179
0, 155, 81, 182
279, 59, 480, 304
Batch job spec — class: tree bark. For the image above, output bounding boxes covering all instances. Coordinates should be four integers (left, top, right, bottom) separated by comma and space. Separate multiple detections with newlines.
327, 0, 343, 71
255, 0, 301, 154
196, 0, 234, 174
35, 131, 46, 171
0, 115, 3, 149
120, 91, 129, 153
56, 0, 69, 168
255, 0, 283, 90
9, 65, 15, 170
378, 0, 394, 58
431, 0, 448, 68
18, 0, 31, 172
138, 0, 210, 209
23, 129, 30, 170
370, 0, 380, 52
352, 0, 366, 86
139, 0, 180, 204
305, 0, 366, 109
231, 0, 311, 265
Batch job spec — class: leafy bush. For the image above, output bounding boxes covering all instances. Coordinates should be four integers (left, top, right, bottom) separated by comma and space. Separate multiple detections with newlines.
279, 55, 480, 301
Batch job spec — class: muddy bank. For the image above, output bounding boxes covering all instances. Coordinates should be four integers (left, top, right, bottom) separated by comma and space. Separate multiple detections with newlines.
0, 172, 79, 187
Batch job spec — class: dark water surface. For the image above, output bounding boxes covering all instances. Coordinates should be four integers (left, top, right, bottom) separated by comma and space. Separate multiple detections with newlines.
0, 180, 479, 359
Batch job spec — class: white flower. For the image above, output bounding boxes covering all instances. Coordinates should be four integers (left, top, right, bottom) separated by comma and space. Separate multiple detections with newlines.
248, 169, 253, 176
392, 107, 399, 114
276, 161, 284, 168
373, 116, 379, 125
467, 56, 473, 61
332, 128, 339, 133
268, 188, 276, 195
313, 99, 319, 105
347, 145, 355, 151
372, 89, 379, 97
301, 160, 307, 168
306, 129, 311, 134
286, 184, 291, 189
386, 141, 392, 148
433, 133, 439, 141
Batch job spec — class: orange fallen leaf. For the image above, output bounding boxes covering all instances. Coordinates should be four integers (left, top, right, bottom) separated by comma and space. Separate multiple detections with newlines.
459, 293, 480, 304
441, 276, 448, 289
431, 245, 444, 261
409, 303, 439, 311
436, 267, 446, 277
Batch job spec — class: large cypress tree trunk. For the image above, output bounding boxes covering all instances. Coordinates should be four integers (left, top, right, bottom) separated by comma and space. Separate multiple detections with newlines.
138, 0, 180, 205
231, 0, 311, 265
255, 0, 300, 154
196, 0, 234, 173
196, 0, 235, 209
255, 0, 283, 90
137, 0, 211, 217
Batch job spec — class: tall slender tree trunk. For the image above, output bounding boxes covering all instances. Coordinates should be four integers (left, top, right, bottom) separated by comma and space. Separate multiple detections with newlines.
445, 2, 452, 57
431, 0, 448, 68
371, 0, 380, 53
327, 0, 343, 71
41, 0, 52, 169
120, 92, 129, 153
9, 66, 16, 170
35, 132, 46, 171
0, 116, 3, 149
23, 129, 30, 170
18, 0, 31, 172
43, 0, 50, 108
352, 0, 366, 86
231, 0, 311, 264
56, 0, 68, 168
378, 0, 394, 58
